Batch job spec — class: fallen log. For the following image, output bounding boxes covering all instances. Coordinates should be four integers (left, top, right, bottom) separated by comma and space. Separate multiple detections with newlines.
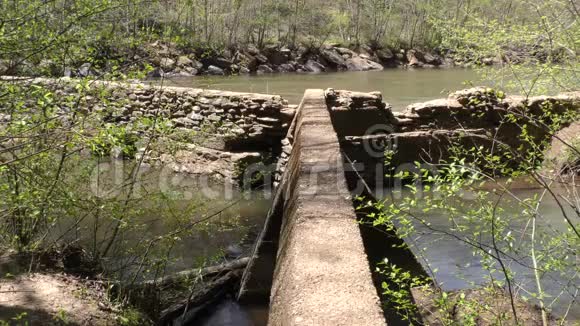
157, 269, 243, 326
138, 257, 250, 289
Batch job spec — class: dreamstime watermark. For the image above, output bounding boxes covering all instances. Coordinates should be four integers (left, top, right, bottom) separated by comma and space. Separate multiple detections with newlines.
88, 150, 276, 202
362, 124, 397, 158
86, 122, 481, 204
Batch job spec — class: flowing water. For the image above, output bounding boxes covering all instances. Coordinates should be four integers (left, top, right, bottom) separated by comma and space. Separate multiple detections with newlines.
378, 182, 580, 321
144, 69, 577, 324
150, 68, 480, 110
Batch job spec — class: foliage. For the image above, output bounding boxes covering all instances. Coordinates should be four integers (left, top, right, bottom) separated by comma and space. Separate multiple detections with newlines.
430, 0, 578, 95
0, 78, 253, 322
369, 90, 580, 323
3, 0, 577, 79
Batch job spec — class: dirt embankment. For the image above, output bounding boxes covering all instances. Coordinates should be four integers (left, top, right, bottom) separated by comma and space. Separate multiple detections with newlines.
0, 273, 116, 325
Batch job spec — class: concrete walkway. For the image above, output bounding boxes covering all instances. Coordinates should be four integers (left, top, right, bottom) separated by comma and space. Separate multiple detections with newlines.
267, 89, 386, 325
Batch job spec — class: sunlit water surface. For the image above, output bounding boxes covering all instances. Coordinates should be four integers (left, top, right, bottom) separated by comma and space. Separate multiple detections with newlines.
149, 68, 481, 110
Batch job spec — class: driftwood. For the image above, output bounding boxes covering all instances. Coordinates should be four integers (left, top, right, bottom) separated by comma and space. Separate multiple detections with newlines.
146, 257, 250, 326
157, 269, 243, 326
141, 257, 250, 288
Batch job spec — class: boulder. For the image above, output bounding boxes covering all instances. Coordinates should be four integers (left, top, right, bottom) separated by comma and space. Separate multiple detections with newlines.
206, 65, 225, 76
160, 57, 176, 70
376, 48, 395, 62
345, 57, 383, 71
406, 50, 424, 67
183, 67, 199, 76
263, 47, 289, 65
77, 63, 93, 77
482, 57, 494, 66
450, 87, 504, 107
321, 48, 347, 68
304, 60, 325, 73
246, 44, 260, 55
277, 63, 295, 73
254, 53, 269, 64
423, 52, 442, 65
357, 44, 374, 57
257, 65, 274, 74
335, 47, 356, 57
177, 56, 193, 67
147, 68, 164, 78
201, 57, 232, 71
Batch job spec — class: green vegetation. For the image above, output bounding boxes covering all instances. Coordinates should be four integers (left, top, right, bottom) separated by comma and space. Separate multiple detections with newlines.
369, 97, 580, 323
0, 0, 578, 324
364, 2, 579, 322
1, 0, 578, 79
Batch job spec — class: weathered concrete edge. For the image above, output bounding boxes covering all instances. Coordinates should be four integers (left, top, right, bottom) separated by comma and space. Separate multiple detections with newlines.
268, 89, 386, 325
237, 94, 307, 302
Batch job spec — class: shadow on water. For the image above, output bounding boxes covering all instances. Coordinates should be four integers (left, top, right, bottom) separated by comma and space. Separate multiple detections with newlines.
342, 166, 429, 325
189, 299, 268, 326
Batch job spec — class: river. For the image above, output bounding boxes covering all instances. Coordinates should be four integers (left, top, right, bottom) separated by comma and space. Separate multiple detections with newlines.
150, 68, 480, 109
148, 69, 576, 324
378, 182, 580, 321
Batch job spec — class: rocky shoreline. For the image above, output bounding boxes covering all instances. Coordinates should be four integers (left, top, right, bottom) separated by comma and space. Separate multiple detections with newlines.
137, 43, 472, 78
2, 42, 493, 79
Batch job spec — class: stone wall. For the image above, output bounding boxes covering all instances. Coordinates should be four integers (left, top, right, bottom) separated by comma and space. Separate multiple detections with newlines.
326, 87, 580, 188
3, 77, 296, 184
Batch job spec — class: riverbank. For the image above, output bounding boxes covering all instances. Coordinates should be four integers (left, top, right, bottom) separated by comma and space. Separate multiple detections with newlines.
1, 78, 578, 325
1, 41, 497, 79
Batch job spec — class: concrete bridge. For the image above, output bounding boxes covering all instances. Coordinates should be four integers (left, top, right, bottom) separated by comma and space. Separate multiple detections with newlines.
236, 88, 580, 326
239, 89, 396, 326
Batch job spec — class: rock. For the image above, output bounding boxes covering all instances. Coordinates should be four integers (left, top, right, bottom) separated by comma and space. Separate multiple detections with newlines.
264, 47, 289, 65
246, 44, 260, 55
173, 117, 196, 127
423, 51, 442, 65
160, 57, 176, 70
177, 56, 193, 66
335, 47, 356, 57
406, 50, 424, 67
257, 65, 274, 74
188, 113, 204, 121
222, 49, 234, 60
280, 47, 292, 56
206, 65, 225, 76
225, 244, 244, 259
450, 87, 504, 107
77, 63, 92, 77
239, 66, 250, 74
376, 48, 395, 62
345, 57, 383, 71
277, 63, 295, 73
304, 60, 325, 73
357, 44, 373, 57
191, 60, 203, 70
173, 110, 186, 118
482, 57, 494, 66
321, 48, 347, 68
201, 57, 232, 71
183, 66, 199, 75
147, 68, 164, 78
208, 114, 221, 122
254, 53, 269, 64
